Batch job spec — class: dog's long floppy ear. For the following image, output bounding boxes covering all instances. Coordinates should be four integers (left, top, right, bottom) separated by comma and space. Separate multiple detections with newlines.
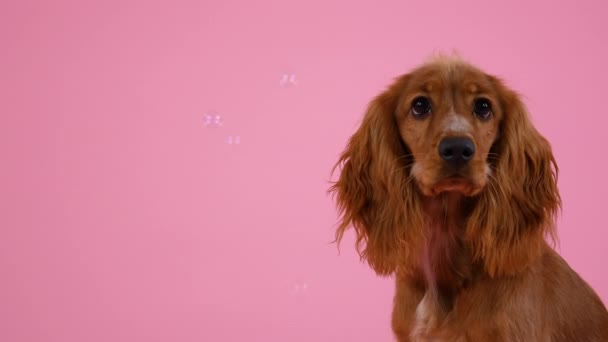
466, 76, 562, 277
329, 75, 423, 276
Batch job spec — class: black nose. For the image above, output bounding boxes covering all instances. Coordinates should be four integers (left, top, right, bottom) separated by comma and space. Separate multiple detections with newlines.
438, 137, 475, 168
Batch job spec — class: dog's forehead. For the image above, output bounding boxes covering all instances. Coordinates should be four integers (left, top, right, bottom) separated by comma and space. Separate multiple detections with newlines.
406, 61, 492, 95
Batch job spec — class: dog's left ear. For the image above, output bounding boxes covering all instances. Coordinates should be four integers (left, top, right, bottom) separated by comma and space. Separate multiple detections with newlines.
466, 76, 562, 277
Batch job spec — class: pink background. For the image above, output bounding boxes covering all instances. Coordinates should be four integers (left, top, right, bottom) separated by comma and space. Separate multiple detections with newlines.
1, 0, 607, 341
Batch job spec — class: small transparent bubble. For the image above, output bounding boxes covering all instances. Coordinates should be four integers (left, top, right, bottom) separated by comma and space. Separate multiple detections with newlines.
279, 74, 288, 86
214, 114, 223, 127
225, 135, 240, 145
288, 281, 309, 297
203, 114, 213, 126
279, 73, 298, 87
203, 112, 222, 127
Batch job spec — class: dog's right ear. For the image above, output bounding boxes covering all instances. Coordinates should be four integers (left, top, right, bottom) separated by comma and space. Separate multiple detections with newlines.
329, 75, 423, 276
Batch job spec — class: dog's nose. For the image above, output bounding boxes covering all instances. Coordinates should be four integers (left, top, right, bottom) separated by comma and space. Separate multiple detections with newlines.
438, 137, 475, 168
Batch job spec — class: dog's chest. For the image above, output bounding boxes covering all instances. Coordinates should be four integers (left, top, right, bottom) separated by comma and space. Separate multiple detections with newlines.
407, 197, 472, 341
409, 226, 470, 341
410, 291, 439, 341
410, 291, 469, 342
410, 251, 447, 341
417, 222, 469, 290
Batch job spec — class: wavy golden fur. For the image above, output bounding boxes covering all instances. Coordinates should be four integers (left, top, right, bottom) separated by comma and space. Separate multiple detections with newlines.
330, 56, 608, 341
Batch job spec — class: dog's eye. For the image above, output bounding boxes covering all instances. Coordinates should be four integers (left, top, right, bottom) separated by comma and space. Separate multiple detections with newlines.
473, 98, 492, 120
411, 97, 431, 117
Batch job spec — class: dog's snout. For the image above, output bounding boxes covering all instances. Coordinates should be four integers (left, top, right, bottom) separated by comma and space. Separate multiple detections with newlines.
438, 137, 475, 168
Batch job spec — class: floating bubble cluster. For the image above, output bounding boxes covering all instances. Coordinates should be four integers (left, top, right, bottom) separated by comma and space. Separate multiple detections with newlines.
206, 70, 300, 141
203, 112, 240, 145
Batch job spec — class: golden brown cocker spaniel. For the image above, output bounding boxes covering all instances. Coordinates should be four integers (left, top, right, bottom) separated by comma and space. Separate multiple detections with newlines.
330, 56, 608, 341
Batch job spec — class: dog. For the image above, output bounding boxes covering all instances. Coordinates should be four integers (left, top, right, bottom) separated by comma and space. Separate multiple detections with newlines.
329, 55, 608, 341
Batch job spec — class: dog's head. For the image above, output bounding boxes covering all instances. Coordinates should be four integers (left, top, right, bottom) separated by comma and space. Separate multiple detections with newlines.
330, 55, 561, 277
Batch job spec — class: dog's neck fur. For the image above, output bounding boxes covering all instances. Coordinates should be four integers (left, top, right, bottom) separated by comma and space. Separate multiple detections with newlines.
416, 192, 474, 310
